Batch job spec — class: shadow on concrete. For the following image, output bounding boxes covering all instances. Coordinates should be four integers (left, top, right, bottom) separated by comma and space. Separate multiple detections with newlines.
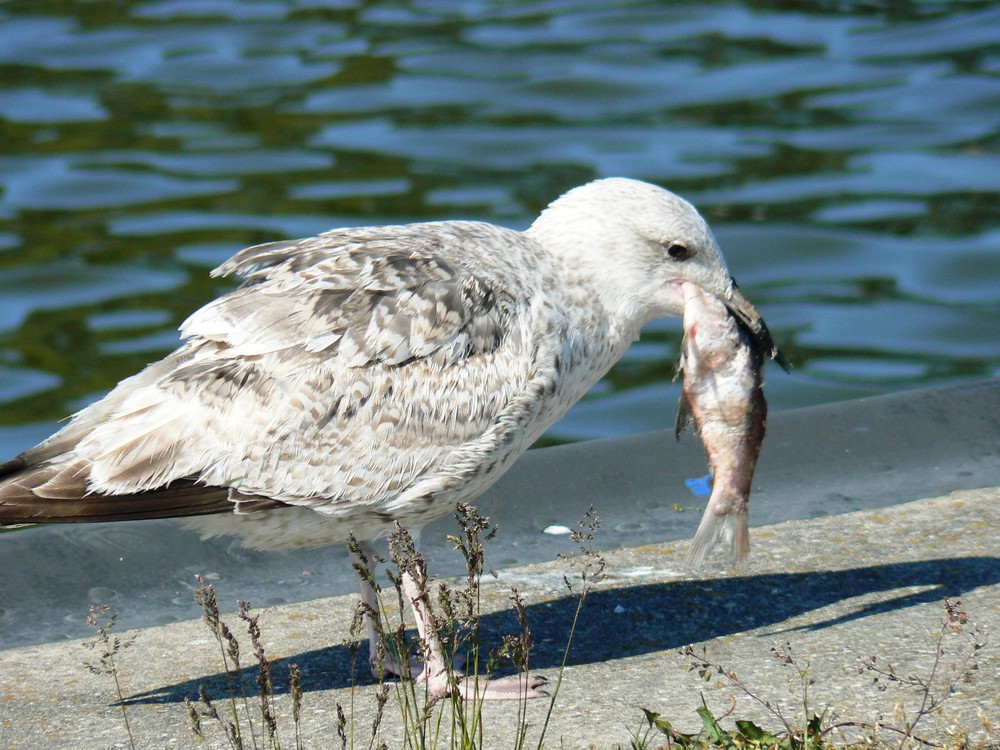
125, 555, 998, 705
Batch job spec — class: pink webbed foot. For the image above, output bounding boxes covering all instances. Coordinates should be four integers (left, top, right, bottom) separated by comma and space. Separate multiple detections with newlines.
377, 650, 546, 701
419, 665, 547, 701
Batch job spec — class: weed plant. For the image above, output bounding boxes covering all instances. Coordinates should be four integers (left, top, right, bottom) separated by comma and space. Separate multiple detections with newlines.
630, 598, 991, 750
83, 507, 992, 750
339, 502, 606, 750
83, 604, 138, 750
185, 577, 304, 750
166, 502, 603, 749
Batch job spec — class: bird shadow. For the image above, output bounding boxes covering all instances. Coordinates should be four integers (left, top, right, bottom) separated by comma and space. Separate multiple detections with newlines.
125, 555, 998, 705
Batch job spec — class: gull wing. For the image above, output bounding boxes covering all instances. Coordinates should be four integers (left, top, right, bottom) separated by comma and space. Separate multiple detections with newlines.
0, 223, 552, 529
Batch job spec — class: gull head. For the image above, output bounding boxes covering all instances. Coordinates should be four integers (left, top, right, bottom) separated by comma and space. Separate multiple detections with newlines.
527, 177, 785, 365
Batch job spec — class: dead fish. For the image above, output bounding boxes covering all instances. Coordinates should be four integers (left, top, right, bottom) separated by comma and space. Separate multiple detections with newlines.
675, 280, 772, 566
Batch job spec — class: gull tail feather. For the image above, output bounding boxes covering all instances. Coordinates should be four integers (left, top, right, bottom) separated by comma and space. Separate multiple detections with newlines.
685, 507, 750, 567
0, 457, 243, 524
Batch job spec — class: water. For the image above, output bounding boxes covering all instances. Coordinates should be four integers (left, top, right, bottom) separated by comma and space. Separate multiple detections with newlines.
0, 0, 998, 645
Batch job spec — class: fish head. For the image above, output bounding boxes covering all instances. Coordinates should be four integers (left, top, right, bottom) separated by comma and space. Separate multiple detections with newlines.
677, 274, 789, 370
713, 276, 790, 370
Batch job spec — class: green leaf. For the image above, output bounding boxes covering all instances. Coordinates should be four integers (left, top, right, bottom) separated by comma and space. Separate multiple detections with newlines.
735, 720, 779, 744
696, 705, 727, 744
641, 708, 674, 735
735, 720, 762, 740
806, 713, 824, 738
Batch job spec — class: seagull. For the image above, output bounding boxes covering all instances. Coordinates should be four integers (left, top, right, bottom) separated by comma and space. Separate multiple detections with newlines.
0, 177, 782, 699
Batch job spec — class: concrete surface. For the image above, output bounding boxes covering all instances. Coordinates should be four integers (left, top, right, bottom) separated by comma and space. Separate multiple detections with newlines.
2, 487, 997, 749
4, 378, 1000, 652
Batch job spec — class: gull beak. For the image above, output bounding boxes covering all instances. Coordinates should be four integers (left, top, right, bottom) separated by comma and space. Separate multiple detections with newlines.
720, 277, 790, 371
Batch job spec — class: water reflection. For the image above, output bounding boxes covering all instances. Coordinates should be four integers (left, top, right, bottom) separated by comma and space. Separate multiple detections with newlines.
0, 0, 997, 450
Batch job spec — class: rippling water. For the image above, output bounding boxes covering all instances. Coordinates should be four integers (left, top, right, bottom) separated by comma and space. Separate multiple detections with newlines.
1, 1, 998, 451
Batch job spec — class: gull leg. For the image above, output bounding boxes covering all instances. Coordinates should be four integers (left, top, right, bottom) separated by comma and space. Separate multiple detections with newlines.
399, 568, 546, 701
350, 541, 416, 679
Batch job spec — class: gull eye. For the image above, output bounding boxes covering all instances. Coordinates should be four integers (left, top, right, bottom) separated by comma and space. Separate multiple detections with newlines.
665, 241, 692, 261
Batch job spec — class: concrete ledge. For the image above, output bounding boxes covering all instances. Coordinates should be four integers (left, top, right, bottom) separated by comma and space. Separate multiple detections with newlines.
2, 487, 997, 749
4, 378, 1000, 652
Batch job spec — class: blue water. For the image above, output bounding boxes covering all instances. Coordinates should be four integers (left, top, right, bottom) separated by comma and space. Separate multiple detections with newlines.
0, 1, 998, 646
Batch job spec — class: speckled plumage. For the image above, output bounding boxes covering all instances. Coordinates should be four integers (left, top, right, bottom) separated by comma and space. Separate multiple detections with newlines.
0, 178, 783, 698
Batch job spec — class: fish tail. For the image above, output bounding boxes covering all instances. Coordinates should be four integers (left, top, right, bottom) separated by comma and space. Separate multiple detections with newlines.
685, 505, 750, 567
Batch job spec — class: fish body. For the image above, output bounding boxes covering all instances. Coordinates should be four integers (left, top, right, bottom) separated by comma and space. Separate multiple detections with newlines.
676, 281, 767, 565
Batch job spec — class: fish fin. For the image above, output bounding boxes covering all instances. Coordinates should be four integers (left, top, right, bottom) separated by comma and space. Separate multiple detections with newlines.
685, 509, 750, 567
771, 348, 791, 373
674, 391, 693, 440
